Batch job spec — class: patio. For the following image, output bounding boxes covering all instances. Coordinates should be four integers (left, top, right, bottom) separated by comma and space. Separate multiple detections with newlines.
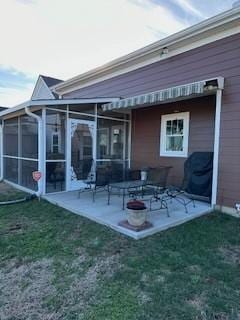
45, 190, 212, 239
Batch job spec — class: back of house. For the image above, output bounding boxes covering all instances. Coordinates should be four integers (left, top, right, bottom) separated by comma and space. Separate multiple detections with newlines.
0, 4, 239, 215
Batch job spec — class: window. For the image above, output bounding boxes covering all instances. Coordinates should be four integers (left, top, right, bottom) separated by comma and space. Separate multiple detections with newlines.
51, 132, 60, 154
160, 112, 189, 157
97, 119, 125, 160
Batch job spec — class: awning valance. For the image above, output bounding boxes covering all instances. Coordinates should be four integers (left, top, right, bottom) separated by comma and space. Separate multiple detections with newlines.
102, 77, 224, 112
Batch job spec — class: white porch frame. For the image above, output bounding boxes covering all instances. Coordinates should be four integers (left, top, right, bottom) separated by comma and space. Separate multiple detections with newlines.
66, 118, 96, 191
0, 84, 223, 207
211, 89, 223, 207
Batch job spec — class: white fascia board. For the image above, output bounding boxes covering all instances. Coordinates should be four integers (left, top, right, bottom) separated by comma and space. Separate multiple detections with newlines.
53, 7, 240, 95
0, 101, 31, 117
0, 97, 120, 118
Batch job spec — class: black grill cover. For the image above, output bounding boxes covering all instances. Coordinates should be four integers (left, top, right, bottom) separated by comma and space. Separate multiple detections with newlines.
183, 152, 213, 199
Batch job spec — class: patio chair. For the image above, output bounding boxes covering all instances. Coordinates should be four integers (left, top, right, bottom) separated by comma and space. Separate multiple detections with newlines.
129, 166, 172, 216
78, 164, 112, 201
165, 152, 213, 213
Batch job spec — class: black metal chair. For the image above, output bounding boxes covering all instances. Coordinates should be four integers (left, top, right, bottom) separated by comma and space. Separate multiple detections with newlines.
78, 164, 111, 200
129, 166, 172, 216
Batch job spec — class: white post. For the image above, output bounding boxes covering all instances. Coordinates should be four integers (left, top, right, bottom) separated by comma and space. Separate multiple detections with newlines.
25, 107, 44, 196
66, 105, 70, 191
128, 111, 132, 169
93, 104, 98, 178
42, 108, 46, 194
211, 89, 222, 207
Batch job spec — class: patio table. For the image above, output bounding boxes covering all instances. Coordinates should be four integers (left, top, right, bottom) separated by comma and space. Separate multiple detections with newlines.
107, 180, 146, 210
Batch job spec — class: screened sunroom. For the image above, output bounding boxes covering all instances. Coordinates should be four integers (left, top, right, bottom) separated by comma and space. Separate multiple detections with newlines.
0, 99, 130, 195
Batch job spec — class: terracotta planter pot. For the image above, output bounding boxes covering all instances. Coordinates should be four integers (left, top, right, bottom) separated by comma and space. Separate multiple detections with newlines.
127, 208, 147, 226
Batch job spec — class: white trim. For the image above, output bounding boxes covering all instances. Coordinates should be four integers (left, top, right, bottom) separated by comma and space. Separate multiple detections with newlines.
0, 98, 120, 118
51, 131, 61, 153
211, 89, 222, 206
17, 117, 21, 184
25, 107, 44, 197
46, 159, 66, 163
46, 106, 130, 122
67, 118, 96, 191
2, 155, 38, 161
93, 104, 98, 175
215, 205, 240, 218
53, 8, 240, 95
160, 112, 189, 158
66, 105, 70, 191
42, 108, 47, 194
31, 76, 55, 101
128, 111, 132, 168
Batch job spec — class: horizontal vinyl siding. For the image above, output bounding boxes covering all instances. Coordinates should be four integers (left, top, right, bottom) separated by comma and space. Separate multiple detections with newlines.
65, 33, 240, 208
64, 34, 240, 99
131, 96, 215, 187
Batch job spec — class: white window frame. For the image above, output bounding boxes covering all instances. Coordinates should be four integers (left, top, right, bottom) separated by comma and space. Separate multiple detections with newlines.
160, 112, 189, 158
51, 131, 61, 154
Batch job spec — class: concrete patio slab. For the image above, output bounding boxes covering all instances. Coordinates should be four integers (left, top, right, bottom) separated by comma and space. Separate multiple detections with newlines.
44, 190, 212, 239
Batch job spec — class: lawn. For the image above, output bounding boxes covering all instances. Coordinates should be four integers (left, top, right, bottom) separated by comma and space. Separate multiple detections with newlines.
0, 186, 240, 319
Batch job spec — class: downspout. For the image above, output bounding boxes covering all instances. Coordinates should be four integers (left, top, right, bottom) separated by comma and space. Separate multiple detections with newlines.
211, 89, 223, 208
25, 107, 44, 197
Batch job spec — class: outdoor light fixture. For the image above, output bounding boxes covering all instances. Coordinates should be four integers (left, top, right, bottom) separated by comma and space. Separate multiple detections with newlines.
160, 47, 169, 57
204, 79, 218, 91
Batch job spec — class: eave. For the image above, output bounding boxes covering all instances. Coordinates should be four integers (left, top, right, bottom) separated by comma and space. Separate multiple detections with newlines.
53, 7, 240, 96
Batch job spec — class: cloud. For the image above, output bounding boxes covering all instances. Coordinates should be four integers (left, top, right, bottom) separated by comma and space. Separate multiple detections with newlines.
0, 84, 34, 108
0, 66, 35, 107
172, 0, 207, 19
0, 66, 35, 89
0, 65, 36, 107
0, 0, 235, 107
0, 0, 188, 107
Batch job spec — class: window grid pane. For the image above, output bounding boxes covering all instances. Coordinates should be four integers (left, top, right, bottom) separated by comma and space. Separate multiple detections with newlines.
161, 113, 189, 156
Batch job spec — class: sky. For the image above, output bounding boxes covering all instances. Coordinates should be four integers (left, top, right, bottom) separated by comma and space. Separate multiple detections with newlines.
0, 0, 236, 107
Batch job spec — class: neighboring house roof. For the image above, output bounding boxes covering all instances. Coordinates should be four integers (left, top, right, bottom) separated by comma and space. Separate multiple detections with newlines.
53, 6, 240, 96
31, 75, 63, 101
0, 106, 8, 113
40, 75, 63, 88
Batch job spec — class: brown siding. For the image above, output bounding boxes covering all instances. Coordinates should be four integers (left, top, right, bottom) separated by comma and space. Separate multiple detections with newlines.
131, 96, 215, 186
64, 33, 240, 208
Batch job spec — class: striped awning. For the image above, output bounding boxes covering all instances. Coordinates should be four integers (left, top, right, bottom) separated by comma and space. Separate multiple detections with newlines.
102, 78, 224, 111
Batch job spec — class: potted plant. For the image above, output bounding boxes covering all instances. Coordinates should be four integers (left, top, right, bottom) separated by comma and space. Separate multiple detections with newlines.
126, 200, 147, 227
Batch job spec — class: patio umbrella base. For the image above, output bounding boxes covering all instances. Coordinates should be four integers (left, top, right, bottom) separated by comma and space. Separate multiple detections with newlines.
118, 220, 153, 232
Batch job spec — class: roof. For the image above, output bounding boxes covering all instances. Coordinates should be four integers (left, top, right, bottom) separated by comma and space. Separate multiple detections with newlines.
31, 75, 64, 101
40, 75, 63, 88
0, 97, 120, 118
53, 6, 240, 96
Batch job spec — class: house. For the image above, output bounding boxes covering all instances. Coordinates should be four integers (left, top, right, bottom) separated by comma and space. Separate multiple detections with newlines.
0, 5, 239, 217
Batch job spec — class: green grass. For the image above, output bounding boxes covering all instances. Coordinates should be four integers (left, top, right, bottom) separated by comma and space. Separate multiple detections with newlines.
0, 190, 240, 319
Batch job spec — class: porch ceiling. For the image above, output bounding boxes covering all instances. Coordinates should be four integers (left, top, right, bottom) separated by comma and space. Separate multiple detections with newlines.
102, 77, 224, 112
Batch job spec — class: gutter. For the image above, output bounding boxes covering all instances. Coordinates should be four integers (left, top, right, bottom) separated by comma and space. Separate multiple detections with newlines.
53, 7, 240, 94
0, 97, 120, 118
25, 107, 44, 197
